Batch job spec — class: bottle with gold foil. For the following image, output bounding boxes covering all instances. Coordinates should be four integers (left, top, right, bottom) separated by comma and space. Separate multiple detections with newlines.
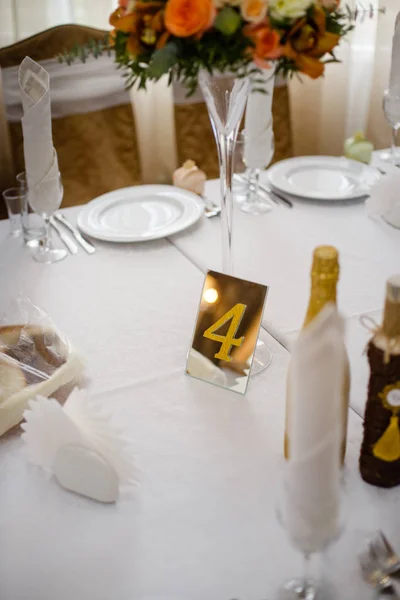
284, 246, 350, 463
359, 276, 400, 488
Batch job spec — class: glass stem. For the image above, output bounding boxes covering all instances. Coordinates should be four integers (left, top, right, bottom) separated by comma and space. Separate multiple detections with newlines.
247, 168, 260, 204
302, 553, 312, 597
218, 127, 239, 275
392, 127, 399, 165
42, 215, 52, 253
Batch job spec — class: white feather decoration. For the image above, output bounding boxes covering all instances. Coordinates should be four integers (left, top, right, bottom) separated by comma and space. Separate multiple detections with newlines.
21, 388, 135, 501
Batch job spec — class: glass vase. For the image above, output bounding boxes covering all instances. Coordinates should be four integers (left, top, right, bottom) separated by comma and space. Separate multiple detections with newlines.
199, 71, 250, 275
200, 71, 272, 375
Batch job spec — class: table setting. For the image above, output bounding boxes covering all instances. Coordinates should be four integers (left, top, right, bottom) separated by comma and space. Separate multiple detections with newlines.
1, 1, 400, 599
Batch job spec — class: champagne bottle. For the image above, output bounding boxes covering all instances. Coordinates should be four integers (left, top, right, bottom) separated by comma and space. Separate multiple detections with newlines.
359, 276, 400, 487
284, 246, 350, 463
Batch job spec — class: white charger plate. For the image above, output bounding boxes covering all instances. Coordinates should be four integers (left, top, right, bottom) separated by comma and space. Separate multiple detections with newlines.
267, 156, 380, 201
77, 185, 204, 242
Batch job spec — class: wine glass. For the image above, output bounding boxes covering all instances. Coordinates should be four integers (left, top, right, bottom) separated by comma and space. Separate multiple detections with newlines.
380, 84, 400, 165
27, 172, 67, 263
240, 124, 275, 214
276, 477, 344, 600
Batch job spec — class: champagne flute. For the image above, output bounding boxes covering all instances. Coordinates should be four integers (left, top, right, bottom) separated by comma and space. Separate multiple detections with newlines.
28, 173, 67, 263
276, 478, 344, 600
380, 84, 400, 165
240, 124, 275, 214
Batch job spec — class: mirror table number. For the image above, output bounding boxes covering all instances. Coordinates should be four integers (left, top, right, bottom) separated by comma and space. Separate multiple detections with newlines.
186, 270, 268, 394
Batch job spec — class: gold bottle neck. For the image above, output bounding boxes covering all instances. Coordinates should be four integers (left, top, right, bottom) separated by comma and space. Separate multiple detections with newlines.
303, 273, 338, 328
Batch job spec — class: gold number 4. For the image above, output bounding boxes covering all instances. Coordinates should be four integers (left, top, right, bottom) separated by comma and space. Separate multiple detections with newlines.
203, 303, 247, 362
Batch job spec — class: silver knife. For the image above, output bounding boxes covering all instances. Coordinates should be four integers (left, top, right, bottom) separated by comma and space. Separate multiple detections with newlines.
234, 174, 293, 209
50, 216, 78, 254
54, 212, 96, 254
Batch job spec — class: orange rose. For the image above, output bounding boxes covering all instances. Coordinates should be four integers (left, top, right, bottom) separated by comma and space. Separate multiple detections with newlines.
244, 22, 283, 65
165, 0, 216, 37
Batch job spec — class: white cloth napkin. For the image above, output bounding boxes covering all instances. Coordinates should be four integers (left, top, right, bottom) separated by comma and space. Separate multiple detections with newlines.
389, 12, 400, 89
22, 388, 135, 503
244, 67, 275, 169
18, 57, 60, 214
284, 304, 344, 554
366, 170, 400, 228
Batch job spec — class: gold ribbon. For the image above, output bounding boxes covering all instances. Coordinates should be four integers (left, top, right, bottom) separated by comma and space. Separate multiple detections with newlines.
372, 383, 400, 462
360, 314, 400, 364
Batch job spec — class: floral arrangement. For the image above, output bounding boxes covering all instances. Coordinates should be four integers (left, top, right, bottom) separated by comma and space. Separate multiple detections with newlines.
60, 1, 381, 93
105, 0, 352, 92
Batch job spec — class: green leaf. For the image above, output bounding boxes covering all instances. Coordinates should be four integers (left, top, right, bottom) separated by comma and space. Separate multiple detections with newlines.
147, 42, 179, 79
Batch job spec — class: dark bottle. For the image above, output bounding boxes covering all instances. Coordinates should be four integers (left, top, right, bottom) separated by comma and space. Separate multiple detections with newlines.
360, 275, 400, 488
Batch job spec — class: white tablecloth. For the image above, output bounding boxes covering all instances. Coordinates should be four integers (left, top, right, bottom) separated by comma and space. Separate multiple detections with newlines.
170, 159, 400, 417
0, 205, 399, 600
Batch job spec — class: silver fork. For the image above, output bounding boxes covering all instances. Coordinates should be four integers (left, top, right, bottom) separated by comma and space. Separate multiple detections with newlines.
360, 549, 400, 597
370, 532, 400, 576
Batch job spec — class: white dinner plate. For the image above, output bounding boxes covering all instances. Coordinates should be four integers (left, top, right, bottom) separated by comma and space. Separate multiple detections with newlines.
77, 185, 204, 242
267, 156, 380, 201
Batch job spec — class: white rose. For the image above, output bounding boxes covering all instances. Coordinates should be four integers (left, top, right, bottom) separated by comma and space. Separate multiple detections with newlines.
269, 0, 314, 21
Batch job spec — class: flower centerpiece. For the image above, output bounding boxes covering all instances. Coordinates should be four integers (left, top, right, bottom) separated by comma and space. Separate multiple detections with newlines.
108, 0, 351, 93
60, 0, 378, 275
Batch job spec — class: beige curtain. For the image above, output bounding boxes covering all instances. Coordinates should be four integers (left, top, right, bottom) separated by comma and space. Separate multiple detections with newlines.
289, 0, 397, 156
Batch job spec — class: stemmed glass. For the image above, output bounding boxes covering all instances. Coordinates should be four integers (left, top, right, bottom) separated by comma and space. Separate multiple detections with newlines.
240, 124, 275, 214
199, 71, 250, 275
27, 173, 67, 263
276, 478, 344, 600
380, 84, 400, 165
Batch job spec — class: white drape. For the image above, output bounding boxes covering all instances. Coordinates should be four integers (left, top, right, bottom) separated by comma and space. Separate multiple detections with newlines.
290, 0, 397, 155
0, 0, 115, 47
0, 0, 397, 179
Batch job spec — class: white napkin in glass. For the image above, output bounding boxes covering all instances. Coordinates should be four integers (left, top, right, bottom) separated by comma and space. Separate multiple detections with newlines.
244, 66, 275, 169
284, 304, 344, 554
18, 57, 60, 212
389, 12, 400, 89
366, 170, 400, 227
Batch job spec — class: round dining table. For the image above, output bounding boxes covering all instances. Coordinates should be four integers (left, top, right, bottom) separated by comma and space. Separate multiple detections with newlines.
0, 155, 399, 600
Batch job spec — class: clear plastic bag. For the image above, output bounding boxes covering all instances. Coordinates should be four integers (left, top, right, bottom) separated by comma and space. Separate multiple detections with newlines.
0, 298, 85, 436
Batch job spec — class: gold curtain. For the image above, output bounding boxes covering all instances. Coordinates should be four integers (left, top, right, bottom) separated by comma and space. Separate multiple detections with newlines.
174, 85, 293, 180
0, 25, 141, 213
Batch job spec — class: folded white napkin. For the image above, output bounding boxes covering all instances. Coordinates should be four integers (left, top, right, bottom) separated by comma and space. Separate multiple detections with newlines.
244, 67, 275, 169
389, 12, 400, 89
22, 388, 135, 503
18, 57, 60, 214
284, 304, 344, 554
366, 170, 400, 228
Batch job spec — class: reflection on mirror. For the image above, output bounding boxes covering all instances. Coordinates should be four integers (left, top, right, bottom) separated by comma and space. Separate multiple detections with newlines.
186, 270, 268, 394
